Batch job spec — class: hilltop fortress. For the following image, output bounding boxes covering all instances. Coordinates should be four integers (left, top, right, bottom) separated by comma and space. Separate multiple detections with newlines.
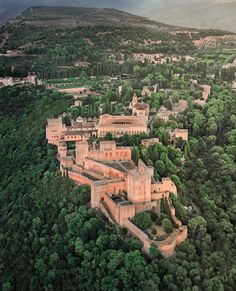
46, 93, 188, 257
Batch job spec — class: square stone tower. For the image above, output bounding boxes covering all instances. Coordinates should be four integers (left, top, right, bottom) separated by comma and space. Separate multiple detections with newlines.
76, 141, 89, 165
127, 160, 152, 203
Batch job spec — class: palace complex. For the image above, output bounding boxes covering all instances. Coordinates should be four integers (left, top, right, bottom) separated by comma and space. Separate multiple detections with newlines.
46, 92, 189, 256
46, 117, 97, 145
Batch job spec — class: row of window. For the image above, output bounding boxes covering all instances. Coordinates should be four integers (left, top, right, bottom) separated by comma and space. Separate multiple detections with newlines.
99, 130, 143, 136
104, 151, 129, 157
67, 127, 94, 131
65, 135, 82, 140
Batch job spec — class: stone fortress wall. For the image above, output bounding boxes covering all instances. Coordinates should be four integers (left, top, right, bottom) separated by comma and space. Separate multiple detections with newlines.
46, 89, 190, 256
46, 135, 188, 256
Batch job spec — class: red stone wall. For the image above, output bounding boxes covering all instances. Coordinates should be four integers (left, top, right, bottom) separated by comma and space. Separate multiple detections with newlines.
91, 180, 126, 208
118, 204, 136, 226
46, 118, 64, 145
84, 159, 126, 180
63, 134, 87, 142
135, 200, 160, 214
61, 157, 74, 169
174, 129, 188, 141
67, 170, 93, 186
124, 219, 151, 251
88, 148, 131, 161
103, 193, 119, 222
151, 178, 177, 197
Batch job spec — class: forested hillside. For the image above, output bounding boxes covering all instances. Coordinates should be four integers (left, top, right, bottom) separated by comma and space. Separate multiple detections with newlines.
0, 84, 236, 290
1, 6, 235, 79
1, 4, 236, 291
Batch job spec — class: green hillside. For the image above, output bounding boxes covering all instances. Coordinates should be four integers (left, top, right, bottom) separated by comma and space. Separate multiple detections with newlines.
0, 6, 236, 291
0, 6, 235, 79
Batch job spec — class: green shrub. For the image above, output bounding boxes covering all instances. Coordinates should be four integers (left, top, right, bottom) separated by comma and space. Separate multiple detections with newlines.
162, 218, 173, 233
133, 212, 152, 231
151, 228, 157, 235
149, 211, 158, 222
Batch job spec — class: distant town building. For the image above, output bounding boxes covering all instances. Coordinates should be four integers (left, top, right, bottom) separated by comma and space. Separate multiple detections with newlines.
222, 58, 236, 69
26, 74, 42, 85
172, 100, 188, 112
0, 77, 13, 87
141, 138, 162, 147
141, 84, 158, 97
0, 74, 42, 88
194, 84, 211, 106
133, 53, 195, 65
74, 100, 83, 107
118, 85, 123, 95
190, 79, 198, 85
200, 85, 211, 101
141, 86, 151, 97
156, 100, 188, 122
170, 129, 189, 142
108, 76, 118, 82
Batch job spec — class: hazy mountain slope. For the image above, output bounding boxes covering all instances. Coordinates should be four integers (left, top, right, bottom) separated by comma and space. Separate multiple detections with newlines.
144, 0, 236, 33
0, 0, 235, 32
0, 5, 235, 58
16, 6, 175, 31
0, 0, 83, 25
0, 0, 138, 25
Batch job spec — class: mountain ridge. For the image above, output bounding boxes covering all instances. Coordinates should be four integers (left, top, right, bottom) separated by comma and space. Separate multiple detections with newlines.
3, 5, 234, 36
1, 3, 235, 34
1, 0, 236, 32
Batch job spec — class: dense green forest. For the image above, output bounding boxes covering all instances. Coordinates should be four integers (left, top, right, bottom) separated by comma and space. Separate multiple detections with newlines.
0, 5, 236, 290
0, 23, 194, 79
1, 85, 236, 290
1, 6, 234, 80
